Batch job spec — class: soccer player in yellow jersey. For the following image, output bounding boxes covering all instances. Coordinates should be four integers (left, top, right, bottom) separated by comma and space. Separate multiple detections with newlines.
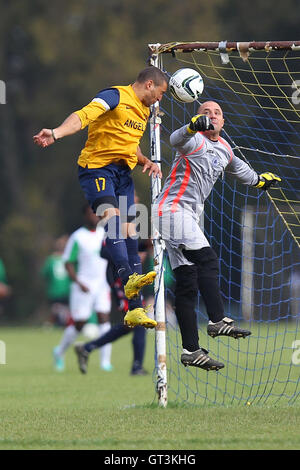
34, 66, 168, 329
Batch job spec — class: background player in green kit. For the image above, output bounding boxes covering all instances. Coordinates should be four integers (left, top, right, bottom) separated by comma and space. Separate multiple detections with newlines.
41, 235, 71, 327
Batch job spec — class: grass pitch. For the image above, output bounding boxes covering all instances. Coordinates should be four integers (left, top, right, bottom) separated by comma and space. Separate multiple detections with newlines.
0, 327, 299, 450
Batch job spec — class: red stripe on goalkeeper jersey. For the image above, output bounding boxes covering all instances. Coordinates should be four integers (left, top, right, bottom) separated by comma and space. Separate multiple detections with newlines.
158, 159, 181, 216
170, 156, 191, 213
218, 136, 233, 163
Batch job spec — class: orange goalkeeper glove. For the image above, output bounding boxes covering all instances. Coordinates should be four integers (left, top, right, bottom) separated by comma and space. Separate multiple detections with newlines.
254, 172, 282, 190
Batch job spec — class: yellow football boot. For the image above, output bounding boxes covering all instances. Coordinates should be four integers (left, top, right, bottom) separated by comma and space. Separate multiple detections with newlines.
124, 271, 156, 299
124, 308, 157, 329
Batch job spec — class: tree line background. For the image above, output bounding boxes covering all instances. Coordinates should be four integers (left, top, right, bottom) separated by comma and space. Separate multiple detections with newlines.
0, 0, 299, 322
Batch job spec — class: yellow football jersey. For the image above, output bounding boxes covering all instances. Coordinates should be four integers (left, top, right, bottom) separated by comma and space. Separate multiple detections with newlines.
75, 85, 150, 170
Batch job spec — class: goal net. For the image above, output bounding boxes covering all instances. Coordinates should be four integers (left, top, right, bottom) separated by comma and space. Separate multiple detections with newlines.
149, 41, 300, 406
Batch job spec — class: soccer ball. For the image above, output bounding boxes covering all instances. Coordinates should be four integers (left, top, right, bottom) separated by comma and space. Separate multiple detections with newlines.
169, 68, 204, 103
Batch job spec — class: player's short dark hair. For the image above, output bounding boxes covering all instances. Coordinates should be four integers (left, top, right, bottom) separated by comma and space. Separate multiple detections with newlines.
136, 66, 168, 86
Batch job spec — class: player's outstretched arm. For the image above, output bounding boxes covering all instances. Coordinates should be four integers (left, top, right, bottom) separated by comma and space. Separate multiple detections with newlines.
33, 112, 82, 148
254, 172, 282, 190
169, 114, 213, 155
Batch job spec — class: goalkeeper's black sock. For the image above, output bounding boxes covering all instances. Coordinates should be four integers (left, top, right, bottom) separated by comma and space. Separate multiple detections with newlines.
197, 276, 224, 323
182, 247, 224, 324
174, 265, 200, 351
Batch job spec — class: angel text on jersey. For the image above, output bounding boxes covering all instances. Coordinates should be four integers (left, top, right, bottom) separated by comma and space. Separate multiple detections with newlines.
124, 119, 145, 131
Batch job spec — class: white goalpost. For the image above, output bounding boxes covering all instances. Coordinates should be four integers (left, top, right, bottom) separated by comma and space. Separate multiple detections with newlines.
149, 46, 168, 407
148, 41, 300, 407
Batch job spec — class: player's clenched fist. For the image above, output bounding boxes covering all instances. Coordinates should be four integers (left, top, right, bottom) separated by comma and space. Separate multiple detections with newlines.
187, 114, 214, 133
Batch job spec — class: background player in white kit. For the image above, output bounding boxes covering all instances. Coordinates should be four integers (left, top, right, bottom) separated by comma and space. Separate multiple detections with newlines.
53, 204, 112, 372
153, 100, 281, 371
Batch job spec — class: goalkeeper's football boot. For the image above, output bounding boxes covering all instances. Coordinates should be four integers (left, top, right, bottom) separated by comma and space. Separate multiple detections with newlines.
181, 348, 224, 371
124, 307, 157, 329
74, 342, 89, 374
124, 271, 156, 299
207, 317, 251, 339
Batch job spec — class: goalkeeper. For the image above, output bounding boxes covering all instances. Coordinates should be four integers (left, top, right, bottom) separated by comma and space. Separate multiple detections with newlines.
153, 101, 281, 372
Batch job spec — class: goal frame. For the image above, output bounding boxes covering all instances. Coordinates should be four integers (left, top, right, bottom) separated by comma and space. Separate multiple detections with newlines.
148, 40, 300, 407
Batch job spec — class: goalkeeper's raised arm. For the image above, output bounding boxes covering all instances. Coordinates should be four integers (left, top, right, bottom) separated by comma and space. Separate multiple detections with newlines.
170, 113, 214, 155
227, 158, 281, 189
170, 102, 281, 192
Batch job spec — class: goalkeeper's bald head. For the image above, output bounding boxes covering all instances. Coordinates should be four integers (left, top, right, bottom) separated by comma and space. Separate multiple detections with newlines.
197, 101, 225, 136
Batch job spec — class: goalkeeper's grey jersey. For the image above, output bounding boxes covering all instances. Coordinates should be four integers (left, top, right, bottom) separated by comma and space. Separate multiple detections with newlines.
155, 125, 258, 216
